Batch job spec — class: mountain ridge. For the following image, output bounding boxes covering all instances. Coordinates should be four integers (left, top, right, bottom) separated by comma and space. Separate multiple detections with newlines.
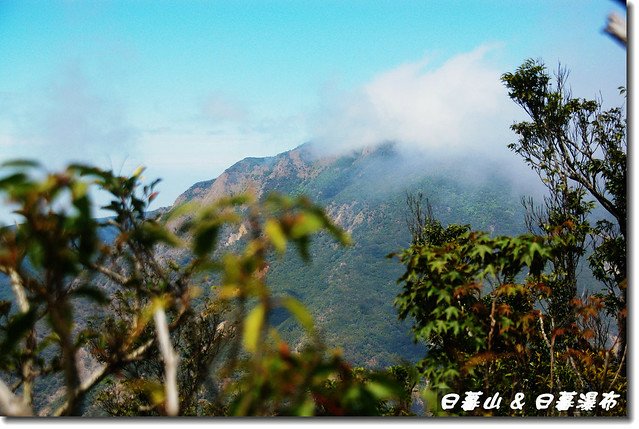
165, 141, 528, 365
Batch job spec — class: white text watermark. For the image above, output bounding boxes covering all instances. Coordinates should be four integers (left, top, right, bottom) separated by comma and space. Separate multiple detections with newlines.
440, 391, 621, 412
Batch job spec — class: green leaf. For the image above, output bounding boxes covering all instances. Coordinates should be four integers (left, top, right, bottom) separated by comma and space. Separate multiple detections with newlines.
281, 296, 314, 333
132, 165, 146, 178
265, 219, 287, 253
290, 213, 324, 238
421, 388, 443, 416
1, 308, 38, 353
243, 303, 265, 353
71, 180, 89, 199
72, 285, 109, 305
295, 397, 315, 416
365, 380, 397, 400
473, 244, 493, 259
443, 306, 459, 320
1, 159, 40, 169
528, 242, 544, 258
193, 221, 220, 256
0, 173, 28, 189
165, 201, 200, 222
140, 222, 181, 247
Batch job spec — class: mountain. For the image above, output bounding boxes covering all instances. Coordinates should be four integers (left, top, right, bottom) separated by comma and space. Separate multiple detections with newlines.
169, 142, 529, 366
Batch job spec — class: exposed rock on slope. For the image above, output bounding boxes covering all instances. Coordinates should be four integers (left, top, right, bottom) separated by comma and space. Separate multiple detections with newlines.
169, 142, 526, 366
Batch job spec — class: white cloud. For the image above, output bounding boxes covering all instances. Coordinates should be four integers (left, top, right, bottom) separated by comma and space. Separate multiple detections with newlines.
137, 45, 531, 207
199, 91, 248, 124
1, 45, 535, 215
2, 63, 137, 169
311, 45, 521, 155
132, 121, 308, 208
0, 133, 15, 148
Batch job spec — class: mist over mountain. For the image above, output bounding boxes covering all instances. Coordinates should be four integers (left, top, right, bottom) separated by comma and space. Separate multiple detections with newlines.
169, 141, 531, 366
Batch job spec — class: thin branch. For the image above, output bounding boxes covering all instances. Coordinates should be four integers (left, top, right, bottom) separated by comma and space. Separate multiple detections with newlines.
1, 268, 36, 408
538, 316, 551, 348
568, 356, 586, 389
90, 263, 129, 286
607, 345, 627, 390
154, 306, 179, 416
539, 315, 556, 391
128, 338, 156, 361
52, 337, 156, 417
600, 350, 610, 393
53, 299, 191, 416
1, 268, 29, 313
487, 297, 497, 351
0, 378, 32, 416
605, 12, 627, 46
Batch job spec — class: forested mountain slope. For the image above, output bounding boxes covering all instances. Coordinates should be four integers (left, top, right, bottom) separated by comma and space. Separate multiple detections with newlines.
170, 142, 528, 366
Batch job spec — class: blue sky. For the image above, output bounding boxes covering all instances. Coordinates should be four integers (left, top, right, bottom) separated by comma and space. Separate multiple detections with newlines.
0, 0, 627, 215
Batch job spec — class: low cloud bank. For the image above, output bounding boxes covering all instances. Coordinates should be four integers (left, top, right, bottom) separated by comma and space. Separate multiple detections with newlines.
310, 45, 521, 157
308, 45, 542, 198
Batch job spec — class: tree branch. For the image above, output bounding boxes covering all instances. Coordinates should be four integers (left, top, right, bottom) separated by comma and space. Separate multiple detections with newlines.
1, 267, 36, 408
605, 12, 627, 46
51, 337, 155, 417
90, 263, 129, 286
154, 306, 179, 416
607, 344, 627, 390
1, 268, 29, 313
0, 378, 32, 416
52, 301, 192, 416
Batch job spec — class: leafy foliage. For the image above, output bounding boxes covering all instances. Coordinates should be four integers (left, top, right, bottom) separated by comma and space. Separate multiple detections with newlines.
502, 59, 626, 367
393, 60, 627, 416
395, 213, 625, 415
0, 162, 406, 416
0, 57, 627, 418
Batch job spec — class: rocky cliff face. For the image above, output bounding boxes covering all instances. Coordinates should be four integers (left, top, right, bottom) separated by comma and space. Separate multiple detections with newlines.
168, 142, 526, 366
174, 143, 324, 205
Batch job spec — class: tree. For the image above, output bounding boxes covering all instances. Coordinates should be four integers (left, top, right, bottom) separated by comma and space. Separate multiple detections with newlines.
395, 202, 626, 415
0, 161, 404, 416
394, 59, 627, 415
502, 60, 627, 367
395, 205, 560, 415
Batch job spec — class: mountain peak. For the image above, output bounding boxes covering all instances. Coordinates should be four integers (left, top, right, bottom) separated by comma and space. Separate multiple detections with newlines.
166, 139, 526, 366
172, 141, 401, 207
